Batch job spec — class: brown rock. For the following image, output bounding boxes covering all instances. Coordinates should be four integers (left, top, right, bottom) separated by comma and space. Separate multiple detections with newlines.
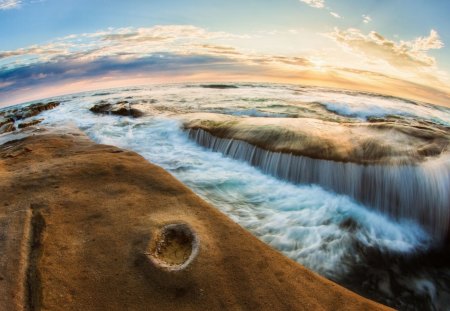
25, 101, 60, 116
0, 117, 14, 127
201, 84, 239, 89
90, 101, 143, 118
182, 112, 450, 165
0, 122, 15, 134
3, 102, 60, 121
18, 119, 43, 129
0, 131, 391, 311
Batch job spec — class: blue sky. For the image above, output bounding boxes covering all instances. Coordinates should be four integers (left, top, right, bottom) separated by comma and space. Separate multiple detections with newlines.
1, 0, 450, 106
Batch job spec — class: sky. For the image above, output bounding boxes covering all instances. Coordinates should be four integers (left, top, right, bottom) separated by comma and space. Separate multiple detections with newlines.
1, 0, 450, 107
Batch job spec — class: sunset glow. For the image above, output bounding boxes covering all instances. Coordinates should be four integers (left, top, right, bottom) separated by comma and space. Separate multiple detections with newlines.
1, 0, 450, 106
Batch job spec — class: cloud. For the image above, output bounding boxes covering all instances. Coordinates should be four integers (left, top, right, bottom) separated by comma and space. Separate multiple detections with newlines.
411, 29, 443, 50
0, 45, 65, 59
252, 55, 312, 67
0, 0, 21, 10
0, 25, 273, 96
0, 25, 247, 68
362, 15, 372, 24
0, 25, 449, 107
328, 27, 444, 68
0, 53, 243, 92
299, 0, 325, 9
299, 0, 343, 19
0, 81, 13, 88
330, 12, 341, 19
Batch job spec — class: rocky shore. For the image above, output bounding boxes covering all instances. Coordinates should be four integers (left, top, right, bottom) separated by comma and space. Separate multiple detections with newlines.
0, 102, 59, 135
182, 113, 449, 165
0, 126, 392, 310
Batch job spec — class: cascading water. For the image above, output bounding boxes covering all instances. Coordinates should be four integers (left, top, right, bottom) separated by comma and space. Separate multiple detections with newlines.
188, 128, 450, 240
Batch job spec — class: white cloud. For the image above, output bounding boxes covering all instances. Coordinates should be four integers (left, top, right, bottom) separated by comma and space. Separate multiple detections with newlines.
362, 15, 372, 24
411, 29, 443, 51
1, 24, 449, 107
299, 0, 325, 9
328, 27, 444, 69
330, 12, 341, 19
0, 25, 253, 66
0, 0, 21, 10
299, 0, 343, 19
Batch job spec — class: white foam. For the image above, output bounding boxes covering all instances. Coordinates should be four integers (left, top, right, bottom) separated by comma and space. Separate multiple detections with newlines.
316, 94, 449, 124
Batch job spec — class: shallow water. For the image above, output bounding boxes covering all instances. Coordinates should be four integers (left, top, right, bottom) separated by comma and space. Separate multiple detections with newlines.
5, 83, 450, 310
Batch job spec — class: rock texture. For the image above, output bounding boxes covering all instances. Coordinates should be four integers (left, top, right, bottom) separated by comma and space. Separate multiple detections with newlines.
90, 101, 144, 118
0, 129, 391, 311
200, 84, 239, 89
0, 122, 15, 134
183, 113, 449, 165
18, 119, 43, 129
0, 102, 59, 134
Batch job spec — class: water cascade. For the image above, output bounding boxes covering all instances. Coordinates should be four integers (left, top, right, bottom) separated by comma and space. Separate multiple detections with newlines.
188, 128, 450, 240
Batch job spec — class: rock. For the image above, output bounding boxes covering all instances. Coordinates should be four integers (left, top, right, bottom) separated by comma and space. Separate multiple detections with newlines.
90, 101, 143, 118
182, 112, 450, 165
0, 122, 15, 134
147, 223, 199, 271
0, 132, 391, 311
143, 223, 200, 289
0, 118, 14, 128
21, 101, 60, 119
417, 143, 444, 157
3, 102, 60, 121
201, 84, 238, 89
18, 119, 43, 129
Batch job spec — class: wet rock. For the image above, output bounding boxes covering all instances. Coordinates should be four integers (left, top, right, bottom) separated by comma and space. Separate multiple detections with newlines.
0, 117, 14, 128
417, 143, 445, 157
0, 101, 59, 134
0, 122, 15, 134
183, 113, 450, 164
3, 102, 59, 121
201, 84, 238, 89
339, 218, 360, 233
26, 101, 59, 116
18, 119, 43, 129
90, 101, 143, 118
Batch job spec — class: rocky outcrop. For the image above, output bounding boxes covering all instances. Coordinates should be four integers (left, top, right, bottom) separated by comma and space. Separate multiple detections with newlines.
23, 102, 59, 119
5, 102, 60, 120
0, 131, 391, 311
182, 113, 449, 165
0, 121, 15, 134
90, 101, 144, 118
200, 84, 239, 89
188, 127, 450, 239
0, 102, 59, 134
183, 113, 450, 240
0, 117, 14, 127
18, 119, 43, 129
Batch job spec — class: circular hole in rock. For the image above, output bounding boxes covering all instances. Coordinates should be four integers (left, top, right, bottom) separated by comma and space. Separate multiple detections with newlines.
149, 223, 199, 271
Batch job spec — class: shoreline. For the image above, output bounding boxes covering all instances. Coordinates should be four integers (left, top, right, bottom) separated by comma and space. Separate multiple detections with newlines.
0, 127, 392, 310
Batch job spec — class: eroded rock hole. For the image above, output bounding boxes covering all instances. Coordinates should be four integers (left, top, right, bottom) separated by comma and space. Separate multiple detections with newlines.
150, 224, 199, 270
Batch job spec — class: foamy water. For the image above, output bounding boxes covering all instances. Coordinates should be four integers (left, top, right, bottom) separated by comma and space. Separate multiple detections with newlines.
4, 83, 450, 310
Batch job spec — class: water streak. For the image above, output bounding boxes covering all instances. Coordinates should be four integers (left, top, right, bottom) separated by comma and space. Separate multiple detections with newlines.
188, 128, 450, 239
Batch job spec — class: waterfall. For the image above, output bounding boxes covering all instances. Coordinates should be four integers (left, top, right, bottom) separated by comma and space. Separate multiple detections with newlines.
188, 128, 450, 240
